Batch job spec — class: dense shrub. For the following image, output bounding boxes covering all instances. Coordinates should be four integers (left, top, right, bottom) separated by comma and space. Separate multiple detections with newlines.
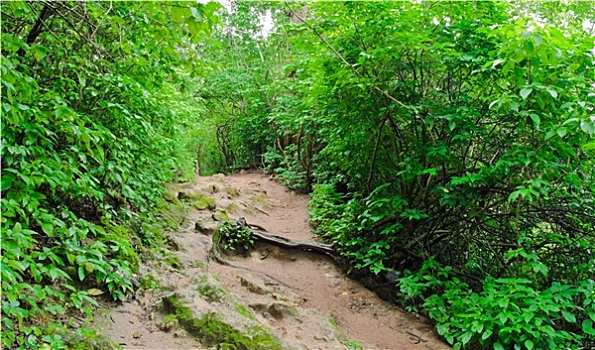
1, 1, 219, 347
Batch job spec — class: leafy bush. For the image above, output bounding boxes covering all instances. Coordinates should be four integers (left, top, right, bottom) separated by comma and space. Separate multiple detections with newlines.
263, 145, 310, 193
399, 259, 595, 349
1, 1, 220, 348
218, 222, 255, 252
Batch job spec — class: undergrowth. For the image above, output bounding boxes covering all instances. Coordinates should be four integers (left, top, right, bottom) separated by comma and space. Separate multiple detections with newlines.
1, 1, 217, 348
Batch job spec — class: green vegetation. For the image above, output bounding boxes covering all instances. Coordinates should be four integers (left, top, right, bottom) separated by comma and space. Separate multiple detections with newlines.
328, 314, 363, 350
214, 221, 255, 253
192, 2, 595, 349
2, 1, 594, 349
1, 1, 219, 348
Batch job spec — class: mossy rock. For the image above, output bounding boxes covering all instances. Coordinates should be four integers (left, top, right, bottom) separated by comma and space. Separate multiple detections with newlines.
162, 296, 281, 350
163, 192, 181, 205
193, 195, 216, 210
212, 209, 230, 222
211, 173, 226, 182
178, 191, 217, 210
225, 202, 240, 214
194, 275, 227, 302
195, 220, 217, 235
205, 184, 219, 194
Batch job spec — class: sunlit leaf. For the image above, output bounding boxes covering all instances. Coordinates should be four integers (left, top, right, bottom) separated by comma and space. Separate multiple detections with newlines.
520, 87, 533, 100
546, 88, 557, 99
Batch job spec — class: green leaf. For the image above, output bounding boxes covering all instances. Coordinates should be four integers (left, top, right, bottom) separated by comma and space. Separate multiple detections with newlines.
1, 174, 15, 191
55, 105, 72, 120
582, 319, 595, 335
508, 190, 521, 203
40, 223, 53, 236
524, 340, 534, 350
529, 114, 540, 129
193, 6, 206, 21
77, 74, 86, 88
460, 331, 472, 345
481, 329, 493, 341
498, 298, 509, 308
494, 343, 504, 350
580, 120, 595, 135
87, 288, 105, 296
520, 87, 533, 100
561, 310, 576, 323
492, 58, 505, 68
78, 265, 85, 282
436, 323, 448, 335
546, 88, 557, 99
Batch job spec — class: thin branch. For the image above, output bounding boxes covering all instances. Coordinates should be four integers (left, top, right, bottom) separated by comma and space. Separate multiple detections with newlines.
366, 112, 389, 193
17, 2, 54, 56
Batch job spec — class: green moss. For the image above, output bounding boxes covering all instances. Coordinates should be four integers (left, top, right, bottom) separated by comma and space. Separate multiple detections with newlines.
162, 252, 182, 270
205, 184, 219, 194
192, 194, 217, 210
163, 296, 281, 350
163, 314, 178, 324
156, 197, 188, 228
328, 314, 361, 349
177, 191, 217, 210
235, 304, 256, 320
192, 259, 206, 269
249, 193, 269, 207
212, 209, 230, 221
65, 327, 122, 350
162, 192, 181, 205
139, 274, 160, 289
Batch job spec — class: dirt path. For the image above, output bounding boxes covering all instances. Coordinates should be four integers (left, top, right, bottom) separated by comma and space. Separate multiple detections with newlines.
99, 172, 449, 350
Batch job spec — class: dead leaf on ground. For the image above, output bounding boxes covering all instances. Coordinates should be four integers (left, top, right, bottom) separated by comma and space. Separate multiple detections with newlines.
87, 288, 105, 296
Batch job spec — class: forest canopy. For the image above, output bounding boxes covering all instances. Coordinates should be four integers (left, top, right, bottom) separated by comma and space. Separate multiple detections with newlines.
1, 1, 594, 349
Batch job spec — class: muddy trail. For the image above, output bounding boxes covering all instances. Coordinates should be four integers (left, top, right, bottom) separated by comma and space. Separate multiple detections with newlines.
98, 172, 449, 350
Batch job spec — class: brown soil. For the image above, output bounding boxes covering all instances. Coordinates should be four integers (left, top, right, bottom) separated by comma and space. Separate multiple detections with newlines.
98, 171, 450, 350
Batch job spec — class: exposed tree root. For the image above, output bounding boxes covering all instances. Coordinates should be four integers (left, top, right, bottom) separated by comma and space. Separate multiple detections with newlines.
208, 220, 296, 289
242, 220, 337, 259
208, 218, 338, 289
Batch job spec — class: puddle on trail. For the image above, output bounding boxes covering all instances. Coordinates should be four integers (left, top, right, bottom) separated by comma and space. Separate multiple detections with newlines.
98, 172, 450, 350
